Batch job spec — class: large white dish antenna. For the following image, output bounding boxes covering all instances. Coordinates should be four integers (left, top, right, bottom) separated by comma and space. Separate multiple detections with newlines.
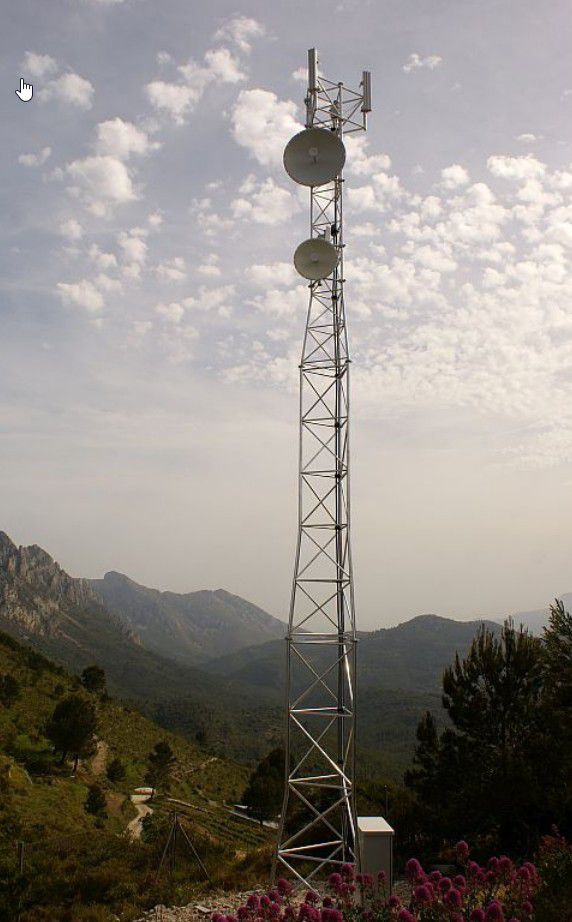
284, 128, 346, 187
294, 237, 338, 280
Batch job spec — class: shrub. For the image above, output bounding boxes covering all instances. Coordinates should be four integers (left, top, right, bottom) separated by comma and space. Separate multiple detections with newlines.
229, 842, 542, 922
534, 829, 572, 921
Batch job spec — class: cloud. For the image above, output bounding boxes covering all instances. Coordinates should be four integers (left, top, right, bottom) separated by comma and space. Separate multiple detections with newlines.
95, 118, 159, 159
487, 155, 546, 181
516, 133, 539, 143
39, 72, 94, 109
156, 302, 185, 323
441, 164, 470, 189
231, 175, 300, 225
59, 218, 83, 240
203, 48, 246, 83
18, 146, 51, 167
66, 156, 135, 213
22, 52, 58, 78
403, 53, 443, 73
56, 279, 104, 311
246, 262, 296, 288
88, 244, 118, 270
118, 229, 147, 277
183, 284, 235, 316
214, 16, 265, 53
155, 257, 186, 281
146, 45, 246, 125
145, 81, 198, 125
231, 89, 301, 167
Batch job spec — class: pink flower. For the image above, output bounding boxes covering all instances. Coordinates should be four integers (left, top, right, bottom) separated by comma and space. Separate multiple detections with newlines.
485, 901, 505, 922
397, 911, 416, 922
455, 840, 470, 862
277, 879, 292, 897
453, 874, 466, 889
444, 888, 463, 909
470, 912, 486, 922
437, 876, 452, 894
488, 857, 500, 874
467, 860, 481, 877
304, 892, 320, 905
246, 896, 260, 911
341, 863, 355, 879
498, 856, 513, 875
430, 870, 442, 884
413, 884, 432, 904
388, 895, 401, 909
405, 858, 425, 882
237, 910, 249, 921
521, 902, 533, 917
328, 872, 343, 890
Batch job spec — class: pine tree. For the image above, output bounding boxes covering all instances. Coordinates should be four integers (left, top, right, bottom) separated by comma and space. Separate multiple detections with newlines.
85, 784, 107, 822
406, 622, 550, 851
106, 756, 126, 783
45, 694, 98, 772
81, 665, 106, 695
243, 748, 284, 824
145, 741, 176, 794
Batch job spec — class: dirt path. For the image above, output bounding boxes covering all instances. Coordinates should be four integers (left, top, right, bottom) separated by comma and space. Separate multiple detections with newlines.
91, 739, 109, 777
127, 795, 153, 840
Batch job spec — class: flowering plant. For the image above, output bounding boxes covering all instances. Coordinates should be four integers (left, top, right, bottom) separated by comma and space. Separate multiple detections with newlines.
217, 842, 541, 922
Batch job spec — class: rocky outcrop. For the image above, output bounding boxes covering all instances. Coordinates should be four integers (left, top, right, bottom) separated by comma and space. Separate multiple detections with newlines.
0, 530, 125, 641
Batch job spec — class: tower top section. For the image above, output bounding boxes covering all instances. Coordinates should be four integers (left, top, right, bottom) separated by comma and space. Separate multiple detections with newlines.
304, 47, 371, 133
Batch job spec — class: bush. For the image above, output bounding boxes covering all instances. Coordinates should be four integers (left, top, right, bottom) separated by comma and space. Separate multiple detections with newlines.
534, 829, 572, 921
230, 842, 542, 922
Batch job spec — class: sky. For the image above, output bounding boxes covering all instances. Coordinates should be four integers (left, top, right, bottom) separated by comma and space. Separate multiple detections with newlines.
2, 0, 572, 629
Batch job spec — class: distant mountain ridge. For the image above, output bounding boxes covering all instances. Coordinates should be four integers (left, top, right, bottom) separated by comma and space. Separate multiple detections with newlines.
90, 570, 286, 665
204, 613, 501, 694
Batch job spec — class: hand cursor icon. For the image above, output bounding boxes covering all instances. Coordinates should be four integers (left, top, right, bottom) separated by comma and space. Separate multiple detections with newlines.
16, 78, 33, 102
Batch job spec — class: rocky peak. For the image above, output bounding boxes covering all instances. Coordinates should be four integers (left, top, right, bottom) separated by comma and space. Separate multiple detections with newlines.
0, 530, 98, 637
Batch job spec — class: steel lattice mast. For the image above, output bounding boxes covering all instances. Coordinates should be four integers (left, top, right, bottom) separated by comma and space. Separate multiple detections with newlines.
275, 50, 371, 887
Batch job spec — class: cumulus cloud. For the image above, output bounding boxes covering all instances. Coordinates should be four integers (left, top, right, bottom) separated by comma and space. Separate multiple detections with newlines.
118, 229, 147, 277
155, 257, 186, 281
145, 81, 198, 125
66, 155, 135, 213
214, 16, 265, 53
246, 262, 296, 288
231, 89, 301, 167
146, 44, 245, 124
95, 118, 159, 159
56, 279, 104, 311
441, 164, 470, 189
156, 301, 185, 323
18, 146, 51, 167
231, 175, 300, 225
22, 51, 57, 78
203, 47, 245, 83
487, 154, 546, 180
39, 72, 94, 109
59, 218, 83, 240
183, 284, 235, 316
403, 53, 443, 73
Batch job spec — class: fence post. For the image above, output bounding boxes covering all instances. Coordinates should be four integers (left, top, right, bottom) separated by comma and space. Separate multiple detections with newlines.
17, 841, 25, 874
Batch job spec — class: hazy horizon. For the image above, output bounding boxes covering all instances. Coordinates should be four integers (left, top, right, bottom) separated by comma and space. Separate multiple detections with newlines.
2, 0, 572, 629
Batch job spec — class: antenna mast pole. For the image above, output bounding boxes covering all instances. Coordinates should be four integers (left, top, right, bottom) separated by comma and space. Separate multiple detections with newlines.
275, 50, 371, 887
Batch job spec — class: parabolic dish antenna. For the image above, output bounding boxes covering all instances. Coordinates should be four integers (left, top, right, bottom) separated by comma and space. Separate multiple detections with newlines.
293, 237, 338, 280
283, 127, 346, 187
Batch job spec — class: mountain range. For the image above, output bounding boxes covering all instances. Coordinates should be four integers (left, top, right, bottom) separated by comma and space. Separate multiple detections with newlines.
0, 529, 565, 777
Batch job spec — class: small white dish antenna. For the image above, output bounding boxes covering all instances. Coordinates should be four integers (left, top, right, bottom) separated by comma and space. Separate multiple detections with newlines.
294, 238, 338, 280
283, 127, 346, 187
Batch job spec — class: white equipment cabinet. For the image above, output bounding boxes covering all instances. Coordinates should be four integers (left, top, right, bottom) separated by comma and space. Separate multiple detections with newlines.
357, 816, 394, 892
